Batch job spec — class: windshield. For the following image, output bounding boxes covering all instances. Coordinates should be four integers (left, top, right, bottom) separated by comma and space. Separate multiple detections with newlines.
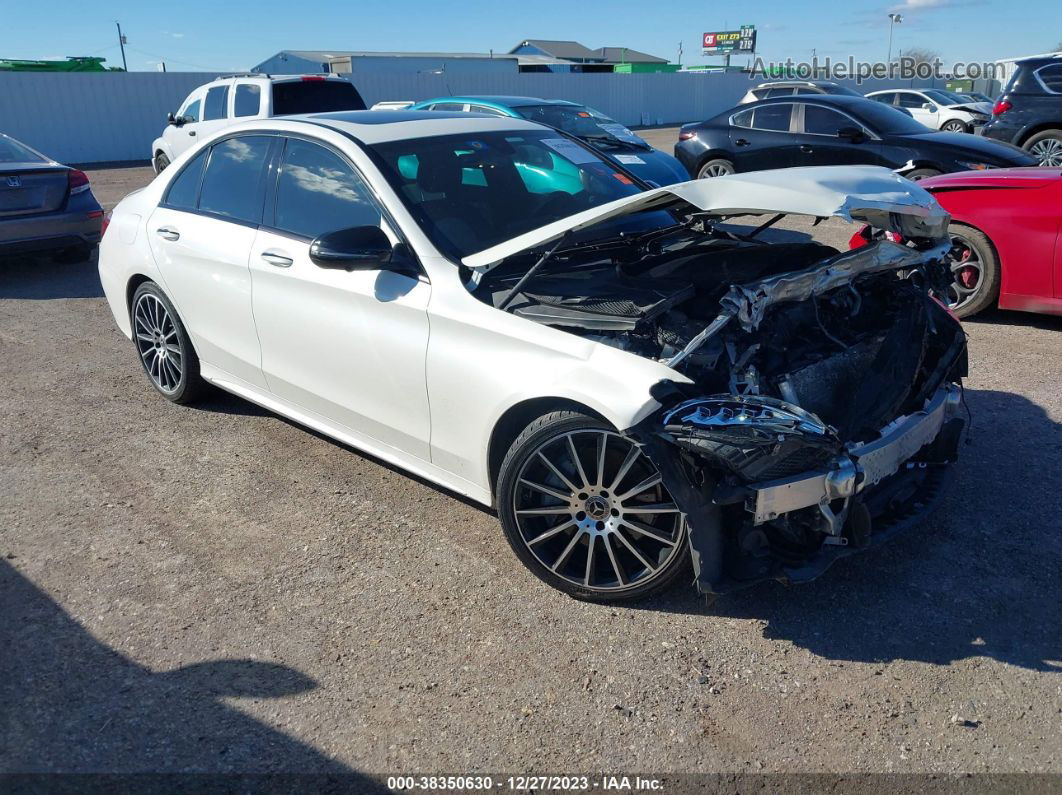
513, 104, 647, 147
923, 89, 967, 106
849, 99, 934, 135
0, 134, 46, 164
368, 130, 658, 259
272, 80, 366, 115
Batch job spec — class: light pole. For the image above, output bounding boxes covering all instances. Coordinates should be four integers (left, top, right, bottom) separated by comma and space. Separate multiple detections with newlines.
887, 13, 903, 64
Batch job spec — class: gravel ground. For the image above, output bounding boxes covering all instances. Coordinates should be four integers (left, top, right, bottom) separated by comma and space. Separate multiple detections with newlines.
1, 148, 1060, 781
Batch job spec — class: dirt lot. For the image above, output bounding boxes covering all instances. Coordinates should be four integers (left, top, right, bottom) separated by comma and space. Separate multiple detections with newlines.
2, 149, 1061, 782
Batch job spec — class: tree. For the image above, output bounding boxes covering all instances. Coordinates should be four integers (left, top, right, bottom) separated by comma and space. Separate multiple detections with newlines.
893, 47, 942, 66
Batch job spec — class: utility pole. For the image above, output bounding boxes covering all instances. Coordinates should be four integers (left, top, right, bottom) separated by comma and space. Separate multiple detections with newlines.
116, 21, 128, 71
887, 13, 903, 64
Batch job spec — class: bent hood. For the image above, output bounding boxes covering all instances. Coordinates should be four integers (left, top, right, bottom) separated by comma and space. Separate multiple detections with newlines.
463, 165, 949, 272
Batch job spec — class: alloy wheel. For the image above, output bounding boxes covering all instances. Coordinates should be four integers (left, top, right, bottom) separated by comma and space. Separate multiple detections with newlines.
941, 120, 967, 133
1029, 137, 1062, 166
945, 233, 985, 312
699, 162, 733, 178
511, 430, 685, 593
133, 293, 183, 393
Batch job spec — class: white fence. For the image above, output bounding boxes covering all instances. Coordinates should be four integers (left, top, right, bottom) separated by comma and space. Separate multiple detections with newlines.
0, 71, 946, 165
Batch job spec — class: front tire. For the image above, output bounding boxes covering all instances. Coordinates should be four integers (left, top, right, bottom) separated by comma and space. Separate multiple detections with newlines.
130, 282, 208, 404
904, 168, 942, 181
154, 152, 171, 173
941, 120, 969, 133
945, 223, 1000, 318
497, 411, 690, 602
1024, 130, 1062, 166
697, 158, 735, 179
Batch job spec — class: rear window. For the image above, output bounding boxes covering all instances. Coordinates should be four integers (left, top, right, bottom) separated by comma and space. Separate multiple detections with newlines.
751, 103, 793, 131
0, 135, 45, 163
271, 80, 366, 115
1036, 64, 1062, 93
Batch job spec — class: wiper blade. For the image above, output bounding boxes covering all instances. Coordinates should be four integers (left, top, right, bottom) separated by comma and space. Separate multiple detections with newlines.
582, 134, 651, 151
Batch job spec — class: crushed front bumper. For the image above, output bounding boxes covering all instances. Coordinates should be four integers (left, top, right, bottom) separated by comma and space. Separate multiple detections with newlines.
749, 384, 961, 525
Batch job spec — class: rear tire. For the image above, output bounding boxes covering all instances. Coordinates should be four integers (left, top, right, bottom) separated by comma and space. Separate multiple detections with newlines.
697, 158, 735, 179
905, 168, 942, 181
497, 410, 691, 602
130, 281, 209, 404
1023, 130, 1062, 166
154, 152, 171, 173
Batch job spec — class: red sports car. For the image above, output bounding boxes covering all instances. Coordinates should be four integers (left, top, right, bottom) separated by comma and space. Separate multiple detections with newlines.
851, 168, 1062, 318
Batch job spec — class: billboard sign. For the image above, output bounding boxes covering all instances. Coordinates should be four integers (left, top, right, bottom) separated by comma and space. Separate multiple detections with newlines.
702, 26, 756, 55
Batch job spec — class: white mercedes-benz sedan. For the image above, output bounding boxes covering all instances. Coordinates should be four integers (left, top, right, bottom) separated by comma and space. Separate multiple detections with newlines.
100, 111, 969, 601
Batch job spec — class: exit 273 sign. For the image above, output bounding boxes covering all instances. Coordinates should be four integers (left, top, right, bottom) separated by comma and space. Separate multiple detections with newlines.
702, 26, 756, 54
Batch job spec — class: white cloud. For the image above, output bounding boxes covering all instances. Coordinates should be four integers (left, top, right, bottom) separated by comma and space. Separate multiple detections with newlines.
171, 32, 185, 38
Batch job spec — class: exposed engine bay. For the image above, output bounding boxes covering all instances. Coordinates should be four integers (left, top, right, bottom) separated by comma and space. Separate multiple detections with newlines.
473, 187, 968, 594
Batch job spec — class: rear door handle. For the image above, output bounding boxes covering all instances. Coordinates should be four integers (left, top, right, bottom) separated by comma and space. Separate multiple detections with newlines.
261, 251, 293, 268
735, 138, 751, 147
156, 227, 180, 241
800, 145, 813, 153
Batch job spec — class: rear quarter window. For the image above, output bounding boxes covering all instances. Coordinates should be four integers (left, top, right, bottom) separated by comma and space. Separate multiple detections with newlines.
271, 80, 366, 115
1035, 64, 1062, 94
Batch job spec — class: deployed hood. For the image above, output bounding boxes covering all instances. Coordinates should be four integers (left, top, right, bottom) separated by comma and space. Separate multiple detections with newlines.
463, 166, 949, 272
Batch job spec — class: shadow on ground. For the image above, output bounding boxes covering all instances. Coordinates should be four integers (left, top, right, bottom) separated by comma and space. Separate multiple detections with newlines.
0, 253, 104, 300
0, 561, 386, 787
646, 388, 1062, 673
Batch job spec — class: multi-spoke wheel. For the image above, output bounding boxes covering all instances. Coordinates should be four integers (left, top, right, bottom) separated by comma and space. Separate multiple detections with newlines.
940, 120, 969, 133
130, 281, 207, 404
697, 158, 735, 179
943, 224, 1000, 319
1024, 130, 1062, 167
497, 412, 690, 601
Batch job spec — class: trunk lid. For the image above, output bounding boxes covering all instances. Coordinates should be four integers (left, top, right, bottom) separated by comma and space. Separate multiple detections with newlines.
0, 165, 69, 217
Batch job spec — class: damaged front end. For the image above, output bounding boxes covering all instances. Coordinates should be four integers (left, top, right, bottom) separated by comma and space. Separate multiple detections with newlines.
472, 167, 968, 594
628, 237, 968, 595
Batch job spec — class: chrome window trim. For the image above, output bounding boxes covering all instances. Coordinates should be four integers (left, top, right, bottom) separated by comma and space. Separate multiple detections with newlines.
1033, 64, 1062, 95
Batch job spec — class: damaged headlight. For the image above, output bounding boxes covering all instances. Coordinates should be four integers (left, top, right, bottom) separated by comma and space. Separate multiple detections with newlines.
661, 395, 841, 482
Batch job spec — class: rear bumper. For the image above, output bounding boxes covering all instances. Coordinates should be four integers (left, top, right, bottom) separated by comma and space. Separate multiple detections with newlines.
0, 207, 103, 255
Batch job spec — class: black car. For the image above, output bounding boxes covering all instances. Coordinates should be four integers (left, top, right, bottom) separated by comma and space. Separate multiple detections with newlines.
675, 95, 1037, 180
980, 57, 1062, 166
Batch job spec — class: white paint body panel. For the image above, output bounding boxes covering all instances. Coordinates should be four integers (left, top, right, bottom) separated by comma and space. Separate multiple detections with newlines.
100, 116, 939, 509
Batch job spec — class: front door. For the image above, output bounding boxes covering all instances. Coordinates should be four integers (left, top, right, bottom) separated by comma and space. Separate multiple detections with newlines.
788, 103, 885, 167
248, 136, 432, 460
897, 92, 939, 129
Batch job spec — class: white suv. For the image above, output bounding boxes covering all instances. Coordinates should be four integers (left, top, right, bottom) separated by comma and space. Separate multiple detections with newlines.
151, 74, 365, 172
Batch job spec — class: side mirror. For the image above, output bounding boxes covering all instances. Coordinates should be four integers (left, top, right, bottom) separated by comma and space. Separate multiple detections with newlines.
309, 226, 397, 271
922, 102, 936, 112
167, 112, 179, 126
837, 126, 865, 142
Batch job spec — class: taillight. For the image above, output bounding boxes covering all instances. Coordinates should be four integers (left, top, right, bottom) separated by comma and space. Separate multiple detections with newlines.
100, 212, 111, 237
678, 131, 696, 141
848, 226, 872, 249
68, 169, 90, 195
992, 99, 1012, 116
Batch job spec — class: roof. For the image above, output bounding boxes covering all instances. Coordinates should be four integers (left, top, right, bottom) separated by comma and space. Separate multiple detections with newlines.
509, 40, 602, 60
269, 49, 524, 62
592, 47, 667, 64
410, 96, 584, 112
994, 51, 1061, 64
297, 110, 544, 144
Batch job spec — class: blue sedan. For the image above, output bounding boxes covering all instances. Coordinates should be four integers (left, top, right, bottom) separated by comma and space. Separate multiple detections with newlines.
408, 96, 690, 186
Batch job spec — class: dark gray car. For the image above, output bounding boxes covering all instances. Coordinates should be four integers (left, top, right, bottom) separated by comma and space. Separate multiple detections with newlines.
0, 133, 103, 261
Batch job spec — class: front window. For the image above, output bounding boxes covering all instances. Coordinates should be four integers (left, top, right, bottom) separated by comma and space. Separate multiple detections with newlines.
181, 99, 201, 123
368, 131, 648, 259
803, 105, 859, 136
849, 100, 932, 135
923, 89, 966, 105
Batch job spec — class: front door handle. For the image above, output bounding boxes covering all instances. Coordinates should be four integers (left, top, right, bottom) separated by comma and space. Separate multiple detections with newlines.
735, 138, 751, 147
261, 251, 293, 268
156, 227, 180, 241
800, 145, 813, 153
188, 130, 196, 136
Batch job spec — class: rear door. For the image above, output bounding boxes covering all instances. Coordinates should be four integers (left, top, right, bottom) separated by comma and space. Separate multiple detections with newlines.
147, 135, 274, 388
728, 103, 799, 170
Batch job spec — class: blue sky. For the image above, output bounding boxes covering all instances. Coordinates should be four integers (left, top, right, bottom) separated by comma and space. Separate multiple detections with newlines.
5, 0, 1059, 72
